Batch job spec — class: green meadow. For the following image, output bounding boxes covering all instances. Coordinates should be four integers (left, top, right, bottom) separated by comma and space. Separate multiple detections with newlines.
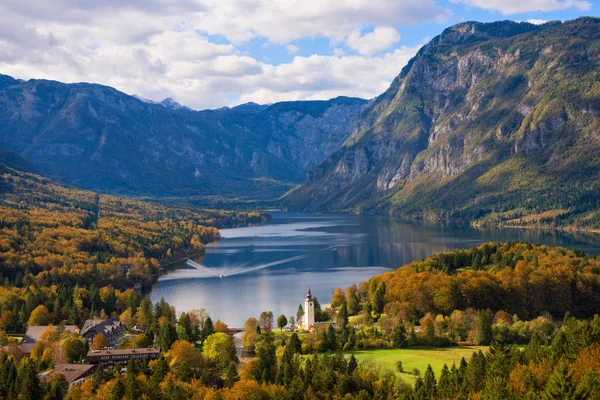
345, 346, 488, 385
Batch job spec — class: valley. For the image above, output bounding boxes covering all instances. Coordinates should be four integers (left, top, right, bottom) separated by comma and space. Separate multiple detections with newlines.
0, 13, 599, 400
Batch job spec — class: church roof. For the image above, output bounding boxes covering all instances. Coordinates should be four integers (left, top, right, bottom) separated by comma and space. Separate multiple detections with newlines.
305, 288, 312, 301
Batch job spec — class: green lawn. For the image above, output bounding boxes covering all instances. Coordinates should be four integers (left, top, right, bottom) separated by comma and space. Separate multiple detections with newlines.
345, 346, 488, 385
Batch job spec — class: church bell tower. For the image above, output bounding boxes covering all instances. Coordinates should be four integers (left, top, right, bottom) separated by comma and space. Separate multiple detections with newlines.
304, 288, 315, 330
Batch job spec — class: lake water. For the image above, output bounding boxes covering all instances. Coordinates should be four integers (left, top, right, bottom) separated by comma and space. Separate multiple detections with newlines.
151, 212, 600, 326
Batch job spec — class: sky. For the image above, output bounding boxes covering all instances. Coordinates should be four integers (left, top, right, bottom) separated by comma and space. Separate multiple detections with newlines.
0, 0, 597, 110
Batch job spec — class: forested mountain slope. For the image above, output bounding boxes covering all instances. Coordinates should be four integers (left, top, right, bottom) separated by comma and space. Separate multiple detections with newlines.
0, 161, 264, 290
0, 74, 365, 200
286, 18, 600, 229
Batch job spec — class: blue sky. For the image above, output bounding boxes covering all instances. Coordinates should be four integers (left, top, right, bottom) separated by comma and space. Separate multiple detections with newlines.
0, 0, 597, 109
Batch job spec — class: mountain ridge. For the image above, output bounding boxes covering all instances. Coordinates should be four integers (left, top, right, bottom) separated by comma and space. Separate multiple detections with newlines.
0, 74, 366, 200
286, 17, 600, 229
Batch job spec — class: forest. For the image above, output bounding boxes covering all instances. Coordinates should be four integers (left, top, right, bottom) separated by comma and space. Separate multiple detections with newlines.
0, 162, 265, 289
0, 238, 599, 399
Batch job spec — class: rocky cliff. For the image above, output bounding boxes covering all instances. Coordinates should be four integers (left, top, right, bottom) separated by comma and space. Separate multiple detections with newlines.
286, 18, 600, 228
0, 75, 365, 199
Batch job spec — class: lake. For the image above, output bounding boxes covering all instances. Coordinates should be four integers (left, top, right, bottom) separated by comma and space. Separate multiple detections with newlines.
151, 212, 600, 326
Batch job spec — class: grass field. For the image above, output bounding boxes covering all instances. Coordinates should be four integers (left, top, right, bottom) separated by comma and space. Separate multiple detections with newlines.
345, 346, 488, 385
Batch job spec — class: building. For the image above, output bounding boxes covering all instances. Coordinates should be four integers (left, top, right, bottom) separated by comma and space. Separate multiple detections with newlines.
86, 348, 160, 366
80, 318, 124, 344
303, 288, 315, 330
20, 325, 79, 355
39, 364, 96, 387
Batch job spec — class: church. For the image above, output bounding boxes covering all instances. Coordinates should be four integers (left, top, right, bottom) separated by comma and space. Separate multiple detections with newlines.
302, 288, 315, 330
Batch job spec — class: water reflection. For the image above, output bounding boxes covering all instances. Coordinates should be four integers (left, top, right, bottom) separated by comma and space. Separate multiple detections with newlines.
151, 212, 600, 326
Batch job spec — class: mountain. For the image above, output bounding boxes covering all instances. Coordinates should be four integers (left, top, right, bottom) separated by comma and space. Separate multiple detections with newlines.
0, 75, 366, 200
286, 18, 600, 229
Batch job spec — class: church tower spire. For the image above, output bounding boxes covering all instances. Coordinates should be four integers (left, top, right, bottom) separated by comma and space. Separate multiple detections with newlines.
303, 287, 315, 330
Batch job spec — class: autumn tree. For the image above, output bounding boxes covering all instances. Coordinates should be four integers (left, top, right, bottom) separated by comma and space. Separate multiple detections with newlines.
330, 288, 346, 308
27, 305, 51, 327
61, 336, 87, 363
91, 333, 108, 350
214, 320, 229, 333
202, 332, 237, 370
242, 317, 259, 353
259, 311, 274, 332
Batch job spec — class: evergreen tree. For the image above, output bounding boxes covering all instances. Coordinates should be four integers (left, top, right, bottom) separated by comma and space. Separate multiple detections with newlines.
392, 319, 407, 348
337, 301, 349, 330
438, 364, 451, 399
224, 361, 239, 388
348, 354, 358, 373
200, 316, 214, 342
17, 357, 42, 400
474, 309, 494, 345
297, 304, 304, 324
542, 365, 574, 400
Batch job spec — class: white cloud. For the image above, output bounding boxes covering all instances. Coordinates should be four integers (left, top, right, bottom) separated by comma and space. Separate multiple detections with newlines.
450, 0, 591, 15
346, 27, 402, 55
286, 44, 300, 54
0, 1, 433, 109
332, 48, 346, 57
236, 47, 421, 105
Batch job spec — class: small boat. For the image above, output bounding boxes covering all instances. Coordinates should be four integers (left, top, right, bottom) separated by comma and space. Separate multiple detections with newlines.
220, 274, 224, 278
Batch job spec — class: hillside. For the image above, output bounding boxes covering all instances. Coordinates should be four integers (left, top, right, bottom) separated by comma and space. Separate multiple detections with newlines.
0, 161, 264, 290
286, 18, 600, 229
0, 75, 365, 200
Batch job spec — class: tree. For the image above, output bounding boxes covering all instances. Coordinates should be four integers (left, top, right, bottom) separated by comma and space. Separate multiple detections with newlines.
46, 372, 69, 400
251, 333, 277, 383
242, 317, 259, 352
297, 304, 304, 324
17, 357, 42, 400
91, 333, 108, 350
346, 284, 360, 316
259, 311, 274, 332
474, 309, 494, 345
214, 320, 229, 333
542, 364, 574, 400
202, 332, 237, 370
289, 316, 295, 328
337, 301, 349, 330
224, 361, 240, 388
158, 317, 177, 351
392, 319, 407, 348
166, 340, 204, 378
330, 288, 346, 308
176, 312, 193, 341
27, 305, 51, 327
199, 316, 214, 341
372, 282, 386, 317
119, 308, 134, 328
61, 336, 87, 363
277, 314, 288, 331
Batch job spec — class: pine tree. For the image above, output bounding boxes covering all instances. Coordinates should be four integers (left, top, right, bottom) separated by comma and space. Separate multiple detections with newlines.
422, 364, 437, 399
17, 357, 42, 400
392, 319, 407, 348
109, 378, 125, 400
542, 365, 574, 400
438, 364, 451, 399
224, 361, 239, 388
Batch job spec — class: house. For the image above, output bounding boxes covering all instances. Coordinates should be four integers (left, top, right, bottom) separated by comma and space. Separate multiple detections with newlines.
80, 318, 124, 344
20, 325, 79, 355
86, 348, 160, 366
39, 364, 96, 387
